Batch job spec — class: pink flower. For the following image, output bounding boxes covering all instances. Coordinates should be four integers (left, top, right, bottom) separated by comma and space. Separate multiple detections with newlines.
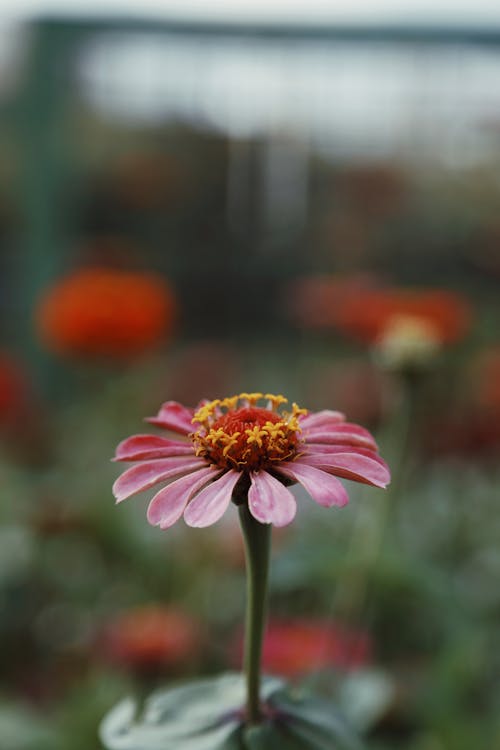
112, 393, 390, 530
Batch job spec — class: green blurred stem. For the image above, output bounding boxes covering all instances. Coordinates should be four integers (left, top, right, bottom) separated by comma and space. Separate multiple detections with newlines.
332, 368, 424, 625
238, 504, 271, 725
385, 370, 423, 504
131, 677, 151, 724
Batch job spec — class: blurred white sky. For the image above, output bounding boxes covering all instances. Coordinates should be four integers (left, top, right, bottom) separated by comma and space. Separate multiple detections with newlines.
3, 0, 500, 167
4, 0, 500, 25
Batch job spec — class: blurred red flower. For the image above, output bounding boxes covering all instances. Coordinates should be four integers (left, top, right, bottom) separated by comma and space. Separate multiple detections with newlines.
36, 267, 176, 359
233, 619, 371, 678
429, 413, 500, 459
100, 606, 200, 672
0, 352, 31, 426
0, 352, 49, 462
286, 273, 380, 330
472, 347, 500, 413
427, 346, 500, 459
333, 288, 471, 346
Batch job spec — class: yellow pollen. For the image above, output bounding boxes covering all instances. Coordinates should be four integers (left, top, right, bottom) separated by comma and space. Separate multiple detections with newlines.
245, 426, 267, 448
238, 392, 266, 405
264, 394, 288, 408
220, 396, 239, 410
190, 392, 307, 471
222, 434, 241, 457
265, 422, 285, 440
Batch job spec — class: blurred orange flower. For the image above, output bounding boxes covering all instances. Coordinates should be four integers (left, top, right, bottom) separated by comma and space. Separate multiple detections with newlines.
100, 606, 200, 672
233, 619, 371, 678
334, 288, 471, 346
36, 267, 175, 359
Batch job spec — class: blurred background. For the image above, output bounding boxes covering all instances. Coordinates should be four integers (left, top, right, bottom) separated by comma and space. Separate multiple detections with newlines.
0, 2, 499, 749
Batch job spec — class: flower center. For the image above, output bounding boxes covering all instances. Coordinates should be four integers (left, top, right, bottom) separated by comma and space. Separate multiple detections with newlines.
191, 393, 306, 471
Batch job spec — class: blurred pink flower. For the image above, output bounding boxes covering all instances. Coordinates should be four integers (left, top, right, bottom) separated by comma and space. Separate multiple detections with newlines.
113, 392, 390, 530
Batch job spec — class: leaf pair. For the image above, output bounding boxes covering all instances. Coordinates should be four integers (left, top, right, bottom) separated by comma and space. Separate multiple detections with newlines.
100, 673, 363, 750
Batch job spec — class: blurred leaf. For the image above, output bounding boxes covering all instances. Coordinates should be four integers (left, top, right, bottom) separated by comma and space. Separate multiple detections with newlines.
0, 703, 57, 750
244, 722, 301, 749
100, 673, 363, 750
242, 686, 365, 749
269, 688, 364, 750
0, 525, 35, 583
54, 669, 130, 750
338, 669, 395, 731
100, 673, 281, 750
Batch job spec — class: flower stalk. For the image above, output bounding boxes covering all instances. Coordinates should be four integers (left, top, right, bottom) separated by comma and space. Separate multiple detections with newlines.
238, 502, 272, 725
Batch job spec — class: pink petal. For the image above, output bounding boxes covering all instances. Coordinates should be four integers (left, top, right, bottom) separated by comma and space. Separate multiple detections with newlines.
303, 444, 388, 468
299, 410, 346, 429
145, 401, 195, 435
113, 457, 206, 503
277, 462, 349, 508
184, 470, 240, 528
248, 471, 297, 527
113, 434, 193, 462
304, 423, 378, 451
147, 466, 220, 529
295, 453, 390, 489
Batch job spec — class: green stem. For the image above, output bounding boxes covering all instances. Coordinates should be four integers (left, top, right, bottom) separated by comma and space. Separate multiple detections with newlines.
238, 503, 272, 725
331, 369, 424, 626
131, 675, 152, 725
385, 370, 423, 505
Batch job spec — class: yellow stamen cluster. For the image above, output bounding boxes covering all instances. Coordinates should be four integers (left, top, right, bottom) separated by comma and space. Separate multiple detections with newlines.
191, 393, 307, 471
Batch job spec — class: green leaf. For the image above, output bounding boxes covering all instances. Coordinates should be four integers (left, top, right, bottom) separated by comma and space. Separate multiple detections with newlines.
100, 673, 282, 750
268, 689, 365, 750
338, 669, 394, 731
244, 722, 302, 750
283, 721, 353, 750
100, 673, 364, 750
100, 698, 242, 750
242, 689, 364, 750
